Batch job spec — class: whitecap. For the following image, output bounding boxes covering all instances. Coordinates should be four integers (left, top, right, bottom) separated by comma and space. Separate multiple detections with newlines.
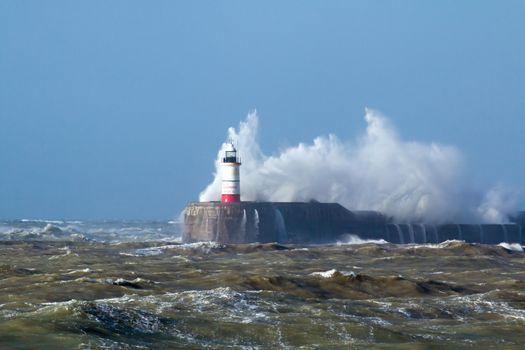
48, 249, 77, 260
178, 241, 224, 253
310, 269, 356, 278
497, 242, 524, 252
336, 234, 388, 245
120, 244, 181, 257
407, 240, 465, 249
21, 219, 64, 224
64, 268, 92, 275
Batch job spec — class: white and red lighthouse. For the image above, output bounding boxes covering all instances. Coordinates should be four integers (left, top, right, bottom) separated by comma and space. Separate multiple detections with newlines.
221, 143, 241, 203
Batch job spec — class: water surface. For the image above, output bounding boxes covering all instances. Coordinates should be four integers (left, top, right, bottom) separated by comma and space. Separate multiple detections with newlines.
0, 220, 524, 349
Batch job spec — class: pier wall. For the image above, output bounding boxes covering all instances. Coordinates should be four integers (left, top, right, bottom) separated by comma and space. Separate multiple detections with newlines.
183, 202, 525, 244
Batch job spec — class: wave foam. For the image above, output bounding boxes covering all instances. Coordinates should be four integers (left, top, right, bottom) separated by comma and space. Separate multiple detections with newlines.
310, 269, 356, 278
497, 242, 524, 252
336, 234, 388, 245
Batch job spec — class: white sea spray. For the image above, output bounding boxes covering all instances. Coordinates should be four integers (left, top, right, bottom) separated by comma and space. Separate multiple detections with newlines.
199, 110, 516, 224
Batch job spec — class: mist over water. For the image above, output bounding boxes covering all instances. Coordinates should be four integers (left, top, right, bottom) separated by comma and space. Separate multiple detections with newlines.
199, 109, 516, 224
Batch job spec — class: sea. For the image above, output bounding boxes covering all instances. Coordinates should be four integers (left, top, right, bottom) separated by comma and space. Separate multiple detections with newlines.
1, 219, 524, 349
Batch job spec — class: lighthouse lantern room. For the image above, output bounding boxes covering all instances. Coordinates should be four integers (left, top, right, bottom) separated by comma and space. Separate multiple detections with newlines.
221, 143, 241, 203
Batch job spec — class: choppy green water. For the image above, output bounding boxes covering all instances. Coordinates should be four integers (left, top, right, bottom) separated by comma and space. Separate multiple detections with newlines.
1, 237, 525, 349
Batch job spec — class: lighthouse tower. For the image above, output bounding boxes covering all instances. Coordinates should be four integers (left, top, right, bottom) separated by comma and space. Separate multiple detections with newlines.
221, 142, 241, 203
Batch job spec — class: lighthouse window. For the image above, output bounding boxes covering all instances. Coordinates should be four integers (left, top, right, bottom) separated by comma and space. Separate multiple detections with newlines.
224, 151, 237, 162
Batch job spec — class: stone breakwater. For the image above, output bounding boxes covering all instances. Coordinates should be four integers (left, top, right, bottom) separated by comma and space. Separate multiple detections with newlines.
183, 202, 525, 244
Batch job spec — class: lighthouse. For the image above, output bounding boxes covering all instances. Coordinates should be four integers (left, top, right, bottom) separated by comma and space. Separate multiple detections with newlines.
221, 142, 241, 203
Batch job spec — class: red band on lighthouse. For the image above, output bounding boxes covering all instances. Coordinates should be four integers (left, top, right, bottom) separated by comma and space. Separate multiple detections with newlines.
221, 194, 241, 203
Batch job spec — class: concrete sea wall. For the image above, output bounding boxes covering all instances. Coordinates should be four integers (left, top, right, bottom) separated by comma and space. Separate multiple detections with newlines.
183, 202, 525, 244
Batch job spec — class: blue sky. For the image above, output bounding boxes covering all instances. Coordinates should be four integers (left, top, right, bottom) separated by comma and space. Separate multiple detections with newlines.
1, 1, 524, 219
